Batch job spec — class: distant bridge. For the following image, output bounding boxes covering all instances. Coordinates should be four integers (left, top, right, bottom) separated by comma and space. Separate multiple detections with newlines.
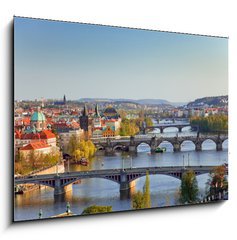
144, 123, 191, 133
92, 134, 228, 154
15, 165, 222, 196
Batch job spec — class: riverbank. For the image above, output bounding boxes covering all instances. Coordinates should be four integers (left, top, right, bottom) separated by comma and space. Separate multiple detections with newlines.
15, 163, 65, 194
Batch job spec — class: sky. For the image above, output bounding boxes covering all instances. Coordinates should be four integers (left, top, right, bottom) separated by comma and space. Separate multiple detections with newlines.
14, 17, 228, 102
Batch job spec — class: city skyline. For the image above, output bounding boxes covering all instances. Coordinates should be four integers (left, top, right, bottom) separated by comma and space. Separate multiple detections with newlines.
14, 17, 228, 102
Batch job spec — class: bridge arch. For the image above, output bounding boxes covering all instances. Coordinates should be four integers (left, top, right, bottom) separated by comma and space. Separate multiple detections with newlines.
136, 142, 151, 152
201, 139, 217, 151
222, 139, 228, 149
180, 140, 195, 151
60, 176, 121, 187
112, 144, 128, 152
158, 140, 174, 152
127, 172, 182, 183
96, 145, 105, 151
162, 126, 179, 133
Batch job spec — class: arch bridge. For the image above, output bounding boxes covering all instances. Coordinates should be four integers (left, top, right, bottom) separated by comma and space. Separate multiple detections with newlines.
92, 134, 228, 154
15, 165, 225, 196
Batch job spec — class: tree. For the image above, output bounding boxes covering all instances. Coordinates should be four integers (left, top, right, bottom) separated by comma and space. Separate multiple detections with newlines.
206, 165, 228, 198
67, 134, 79, 159
81, 205, 112, 215
180, 170, 199, 204
131, 191, 145, 209
132, 172, 151, 209
143, 171, 151, 208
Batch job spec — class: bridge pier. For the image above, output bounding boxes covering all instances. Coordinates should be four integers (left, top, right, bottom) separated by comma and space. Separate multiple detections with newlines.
173, 142, 181, 152
119, 171, 136, 199
54, 177, 72, 196
105, 146, 114, 155
216, 142, 223, 151
195, 142, 202, 151
129, 145, 137, 153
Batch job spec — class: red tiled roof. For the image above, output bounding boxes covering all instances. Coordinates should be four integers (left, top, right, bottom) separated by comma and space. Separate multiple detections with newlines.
40, 130, 56, 139
15, 130, 22, 139
21, 133, 41, 140
22, 117, 31, 125
20, 141, 50, 150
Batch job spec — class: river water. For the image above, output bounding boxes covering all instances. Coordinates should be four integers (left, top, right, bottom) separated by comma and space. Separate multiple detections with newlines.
14, 126, 228, 221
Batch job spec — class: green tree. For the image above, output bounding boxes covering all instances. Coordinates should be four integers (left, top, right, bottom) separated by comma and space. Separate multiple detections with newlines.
180, 170, 199, 204
190, 115, 228, 133
81, 205, 112, 215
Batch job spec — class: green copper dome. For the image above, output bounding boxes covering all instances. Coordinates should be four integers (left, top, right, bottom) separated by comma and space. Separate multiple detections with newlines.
31, 111, 46, 122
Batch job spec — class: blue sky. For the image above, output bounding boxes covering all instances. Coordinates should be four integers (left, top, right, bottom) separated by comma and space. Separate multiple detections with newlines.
14, 17, 228, 102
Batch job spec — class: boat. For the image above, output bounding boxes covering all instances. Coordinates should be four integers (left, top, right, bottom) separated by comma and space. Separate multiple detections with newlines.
78, 158, 89, 166
155, 147, 166, 153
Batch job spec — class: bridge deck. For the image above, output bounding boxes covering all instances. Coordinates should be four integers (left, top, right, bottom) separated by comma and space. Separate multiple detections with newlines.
15, 165, 220, 184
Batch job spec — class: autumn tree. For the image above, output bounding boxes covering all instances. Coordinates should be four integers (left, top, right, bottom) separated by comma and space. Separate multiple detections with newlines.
143, 171, 151, 208
131, 191, 145, 209
132, 172, 151, 209
206, 165, 228, 198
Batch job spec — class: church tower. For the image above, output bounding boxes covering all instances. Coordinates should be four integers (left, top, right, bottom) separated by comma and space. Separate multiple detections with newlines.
79, 104, 89, 132
63, 94, 66, 105
93, 104, 101, 128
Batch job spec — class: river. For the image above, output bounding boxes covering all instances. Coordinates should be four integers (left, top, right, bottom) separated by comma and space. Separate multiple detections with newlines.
14, 125, 228, 221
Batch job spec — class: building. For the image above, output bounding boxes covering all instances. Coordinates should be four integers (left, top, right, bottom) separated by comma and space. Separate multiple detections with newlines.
19, 141, 53, 159
30, 107, 47, 132
15, 129, 57, 153
102, 126, 115, 137
103, 106, 120, 119
92, 104, 102, 128
79, 105, 89, 132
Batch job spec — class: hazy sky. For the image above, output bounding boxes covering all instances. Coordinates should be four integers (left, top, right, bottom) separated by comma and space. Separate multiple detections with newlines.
14, 17, 228, 102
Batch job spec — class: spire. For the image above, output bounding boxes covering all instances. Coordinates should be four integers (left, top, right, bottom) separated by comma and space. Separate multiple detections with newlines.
83, 104, 88, 116
63, 94, 66, 104
95, 104, 100, 117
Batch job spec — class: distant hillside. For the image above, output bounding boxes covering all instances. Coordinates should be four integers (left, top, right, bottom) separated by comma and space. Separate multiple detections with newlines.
187, 95, 228, 108
78, 98, 185, 106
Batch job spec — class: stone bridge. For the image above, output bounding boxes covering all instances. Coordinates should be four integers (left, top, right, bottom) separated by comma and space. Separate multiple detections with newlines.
15, 166, 222, 196
92, 134, 228, 154
143, 123, 191, 134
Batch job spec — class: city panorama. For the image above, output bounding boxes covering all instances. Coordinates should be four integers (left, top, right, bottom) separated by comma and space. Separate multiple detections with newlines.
14, 17, 228, 221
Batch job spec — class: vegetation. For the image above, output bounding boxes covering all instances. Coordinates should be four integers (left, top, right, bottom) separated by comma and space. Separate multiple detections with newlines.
131, 191, 145, 209
81, 205, 112, 215
180, 170, 199, 204
119, 116, 153, 136
190, 115, 228, 133
15, 150, 60, 175
143, 171, 151, 208
206, 165, 228, 198
132, 171, 151, 209
67, 135, 97, 160
119, 119, 140, 136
